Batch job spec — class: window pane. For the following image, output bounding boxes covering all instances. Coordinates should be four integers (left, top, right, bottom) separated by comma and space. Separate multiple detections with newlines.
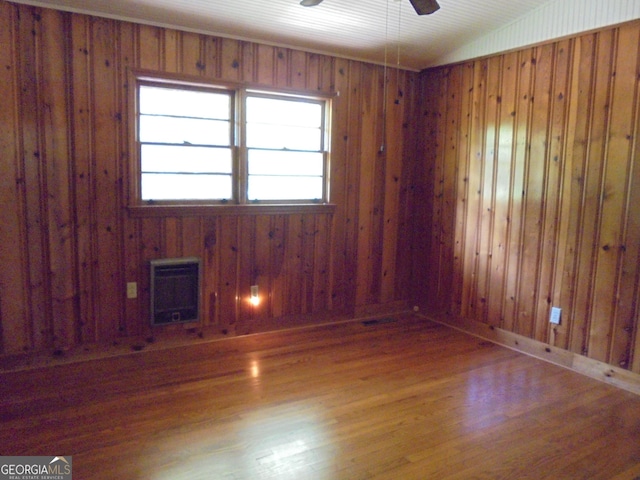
141, 173, 232, 200
141, 145, 232, 174
248, 176, 323, 201
140, 86, 230, 119
248, 150, 323, 176
140, 115, 230, 146
247, 97, 322, 127
246, 124, 321, 150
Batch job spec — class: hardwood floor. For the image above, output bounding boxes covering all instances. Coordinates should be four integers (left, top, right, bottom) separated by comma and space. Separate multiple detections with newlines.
1, 314, 639, 479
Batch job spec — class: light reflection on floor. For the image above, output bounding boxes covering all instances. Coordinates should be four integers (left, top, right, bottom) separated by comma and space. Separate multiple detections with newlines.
146, 404, 332, 479
460, 356, 574, 434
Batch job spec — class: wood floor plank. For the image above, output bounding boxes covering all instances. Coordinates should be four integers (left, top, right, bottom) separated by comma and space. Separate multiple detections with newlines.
1, 314, 639, 479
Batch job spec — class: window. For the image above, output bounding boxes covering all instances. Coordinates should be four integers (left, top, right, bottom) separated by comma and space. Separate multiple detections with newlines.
133, 74, 330, 206
246, 95, 325, 201
139, 84, 234, 201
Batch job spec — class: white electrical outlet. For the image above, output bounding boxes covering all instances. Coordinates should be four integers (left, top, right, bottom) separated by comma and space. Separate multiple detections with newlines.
127, 282, 138, 299
550, 306, 561, 325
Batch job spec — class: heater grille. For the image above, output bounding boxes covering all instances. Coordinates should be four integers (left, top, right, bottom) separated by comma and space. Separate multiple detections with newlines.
150, 257, 201, 326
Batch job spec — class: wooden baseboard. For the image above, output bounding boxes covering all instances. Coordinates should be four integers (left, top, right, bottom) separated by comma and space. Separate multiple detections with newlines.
422, 312, 640, 396
0, 307, 412, 373
354, 300, 410, 318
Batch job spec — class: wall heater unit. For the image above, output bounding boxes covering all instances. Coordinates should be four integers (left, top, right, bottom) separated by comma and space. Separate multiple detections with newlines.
150, 257, 201, 326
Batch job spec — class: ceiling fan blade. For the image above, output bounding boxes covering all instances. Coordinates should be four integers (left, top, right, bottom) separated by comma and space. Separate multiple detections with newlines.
408, 0, 441, 15
300, 0, 324, 6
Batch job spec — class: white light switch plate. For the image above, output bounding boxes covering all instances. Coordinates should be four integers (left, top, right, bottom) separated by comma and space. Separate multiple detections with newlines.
127, 282, 138, 299
550, 307, 561, 325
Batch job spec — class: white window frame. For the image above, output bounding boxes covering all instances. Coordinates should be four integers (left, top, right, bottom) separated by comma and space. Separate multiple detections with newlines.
130, 71, 332, 209
242, 90, 329, 205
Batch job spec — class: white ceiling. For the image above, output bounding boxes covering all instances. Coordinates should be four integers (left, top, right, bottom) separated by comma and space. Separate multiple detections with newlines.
9, 0, 640, 70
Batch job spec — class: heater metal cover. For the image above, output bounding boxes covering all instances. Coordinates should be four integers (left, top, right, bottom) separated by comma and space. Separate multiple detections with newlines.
150, 257, 201, 326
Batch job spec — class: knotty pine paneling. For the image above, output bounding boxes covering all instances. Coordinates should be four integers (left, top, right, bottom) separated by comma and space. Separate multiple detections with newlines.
0, 1, 416, 355
416, 20, 640, 372
0, 2, 29, 353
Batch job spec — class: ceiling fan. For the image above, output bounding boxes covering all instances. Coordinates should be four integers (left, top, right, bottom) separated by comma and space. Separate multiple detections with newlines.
300, 0, 440, 15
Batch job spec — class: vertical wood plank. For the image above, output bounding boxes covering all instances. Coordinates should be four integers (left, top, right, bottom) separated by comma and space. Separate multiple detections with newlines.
19, 7, 51, 352
319, 55, 334, 93
0, 2, 31, 354
164, 218, 181, 258
285, 214, 304, 315
137, 25, 162, 71
487, 51, 518, 328
341, 59, 362, 313
202, 216, 219, 328
236, 215, 255, 334
40, 9, 76, 349
256, 44, 275, 86
461, 61, 487, 319
450, 63, 475, 318
70, 14, 98, 344
474, 55, 501, 325
427, 67, 447, 311
563, 33, 599, 355
180, 31, 204, 77
533, 42, 570, 343
270, 215, 286, 318
394, 73, 418, 304
275, 48, 288, 87
181, 217, 202, 258
413, 69, 438, 311
570, 30, 615, 357
355, 63, 381, 307
623, 27, 640, 373
313, 213, 331, 313
117, 21, 142, 337
380, 67, 404, 304
515, 44, 553, 338
240, 41, 255, 83
435, 67, 461, 312
501, 49, 533, 332
590, 25, 639, 364
163, 28, 180, 73
329, 58, 356, 313
91, 17, 124, 342
221, 38, 240, 82
218, 216, 239, 334
139, 217, 161, 336
204, 36, 220, 79
301, 214, 317, 313
291, 50, 307, 90
549, 39, 579, 350
253, 215, 272, 320
306, 53, 320, 91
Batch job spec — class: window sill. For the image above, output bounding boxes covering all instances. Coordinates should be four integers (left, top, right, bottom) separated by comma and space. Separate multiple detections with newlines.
128, 203, 336, 218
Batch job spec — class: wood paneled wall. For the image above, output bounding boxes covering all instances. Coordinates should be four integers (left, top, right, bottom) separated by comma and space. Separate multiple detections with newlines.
415, 20, 640, 372
0, 1, 418, 355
